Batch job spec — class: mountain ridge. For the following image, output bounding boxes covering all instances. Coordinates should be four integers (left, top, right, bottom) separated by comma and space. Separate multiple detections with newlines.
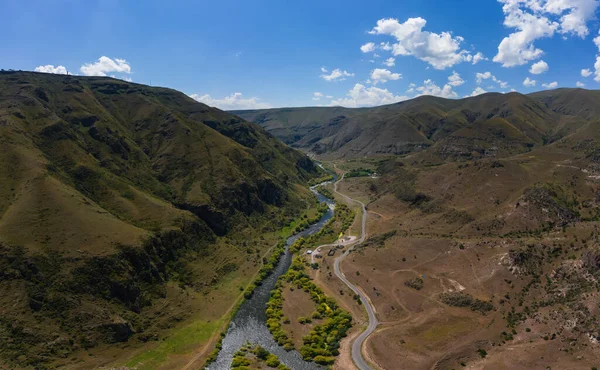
232, 88, 593, 160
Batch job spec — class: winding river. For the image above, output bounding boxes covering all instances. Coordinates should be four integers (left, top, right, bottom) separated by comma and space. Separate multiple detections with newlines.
206, 181, 336, 370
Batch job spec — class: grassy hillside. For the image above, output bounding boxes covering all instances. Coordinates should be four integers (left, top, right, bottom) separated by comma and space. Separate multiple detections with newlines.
231, 106, 364, 145
0, 71, 324, 368
238, 89, 599, 160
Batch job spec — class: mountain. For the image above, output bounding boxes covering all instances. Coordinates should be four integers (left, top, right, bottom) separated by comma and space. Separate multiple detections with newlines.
0, 71, 322, 368
233, 89, 594, 160
230, 106, 364, 145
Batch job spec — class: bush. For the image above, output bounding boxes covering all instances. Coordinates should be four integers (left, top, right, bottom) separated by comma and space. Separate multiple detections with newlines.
440, 292, 494, 314
404, 277, 424, 290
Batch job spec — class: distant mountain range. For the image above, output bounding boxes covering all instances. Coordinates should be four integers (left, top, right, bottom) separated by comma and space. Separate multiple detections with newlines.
233, 89, 600, 162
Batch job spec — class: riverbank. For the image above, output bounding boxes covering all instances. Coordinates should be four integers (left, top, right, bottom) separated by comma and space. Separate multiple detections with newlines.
203, 185, 336, 370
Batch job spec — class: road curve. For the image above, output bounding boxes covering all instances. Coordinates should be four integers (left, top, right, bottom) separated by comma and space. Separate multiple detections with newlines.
331, 173, 378, 370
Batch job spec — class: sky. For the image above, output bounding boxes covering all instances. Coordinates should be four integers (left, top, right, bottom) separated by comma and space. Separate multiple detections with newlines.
3, 0, 600, 109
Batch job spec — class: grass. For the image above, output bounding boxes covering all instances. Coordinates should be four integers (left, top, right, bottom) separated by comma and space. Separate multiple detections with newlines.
125, 318, 226, 369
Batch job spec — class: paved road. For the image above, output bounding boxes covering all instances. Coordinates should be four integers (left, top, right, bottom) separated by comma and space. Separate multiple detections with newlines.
331, 173, 378, 370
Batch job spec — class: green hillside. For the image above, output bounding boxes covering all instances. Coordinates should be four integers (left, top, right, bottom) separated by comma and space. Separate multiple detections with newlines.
0, 71, 323, 368
236, 89, 600, 160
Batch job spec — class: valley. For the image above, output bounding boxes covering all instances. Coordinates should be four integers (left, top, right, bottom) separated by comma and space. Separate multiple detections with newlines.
2, 71, 600, 370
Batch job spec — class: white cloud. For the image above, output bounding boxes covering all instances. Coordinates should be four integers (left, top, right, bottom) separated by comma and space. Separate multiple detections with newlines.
80, 56, 131, 76
34, 65, 68, 74
494, 3, 556, 67
330, 83, 409, 107
320, 68, 354, 82
406, 83, 416, 93
384, 57, 396, 67
367, 17, 475, 70
380, 42, 393, 51
529, 60, 549, 74
592, 33, 600, 82
576, 81, 586, 87
594, 55, 600, 82
110, 75, 133, 82
472, 52, 487, 64
313, 92, 324, 101
360, 42, 377, 53
415, 79, 458, 98
370, 68, 402, 85
542, 81, 559, 88
447, 71, 465, 86
545, 0, 599, 37
476, 71, 508, 88
494, 0, 599, 67
190, 92, 271, 110
476, 71, 492, 83
581, 68, 592, 77
326, 95, 333, 99
321, 67, 328, 73
468, 87, 488, 97
523, 77, 537, 86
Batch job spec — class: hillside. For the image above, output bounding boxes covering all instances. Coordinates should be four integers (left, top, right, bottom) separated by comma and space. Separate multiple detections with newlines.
0, 71, 323, 368
315, 122, 600, 369
230, 106, 364, 145
235, 89, 595, 160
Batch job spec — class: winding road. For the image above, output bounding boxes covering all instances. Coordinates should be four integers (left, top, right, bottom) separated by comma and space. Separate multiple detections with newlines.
330, 173, 378, 370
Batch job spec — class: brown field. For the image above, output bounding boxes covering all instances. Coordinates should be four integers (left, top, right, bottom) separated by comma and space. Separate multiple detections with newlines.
311, 151, 600, 370
281, 281, 322, 348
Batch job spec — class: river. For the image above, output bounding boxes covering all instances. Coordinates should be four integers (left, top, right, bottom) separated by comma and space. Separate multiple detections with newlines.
206, 181, 336, 370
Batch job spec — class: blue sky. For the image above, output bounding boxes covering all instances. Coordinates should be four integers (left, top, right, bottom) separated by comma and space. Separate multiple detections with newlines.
3, 0, 600, 109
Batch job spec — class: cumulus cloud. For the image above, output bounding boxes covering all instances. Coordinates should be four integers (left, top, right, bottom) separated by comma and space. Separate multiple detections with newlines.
594, 55, 600, 82
447, 71, 465, 87
360, 42, 377, 53
415, 79, 458, 98
523, 77, 537, 86
542, 81, 559, 88
472, 52, 488, 64
530, 60, 549, 74
370, 68, 401, 85
329, 84, 409, 107
80, 56, 131, 76
406, 83, 417, 93
581, 68, 592, 77
313, 92, 324, 101
190, 93, 271, 110
476, 71, 508, 88
468, 87, 488, 97
34, 65, 68, 74
320, 68, 354, 82
576, 81, 586, 87
592, 32, 600, 82
384, 57, 396, 67
494, 0, 599, 67
380, 42, 393, 51
110, 75, 133, 82
367, 17, 475, 70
